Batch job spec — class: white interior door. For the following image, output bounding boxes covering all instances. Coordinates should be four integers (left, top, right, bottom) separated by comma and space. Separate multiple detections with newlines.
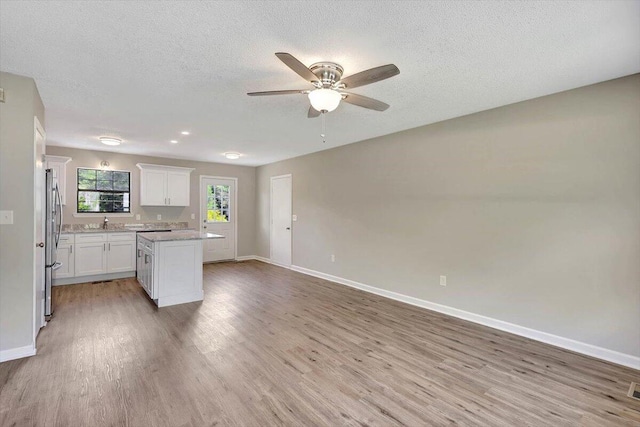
200, 176, 236, 262
270, 175, 292, 266
34, 117, 46, 336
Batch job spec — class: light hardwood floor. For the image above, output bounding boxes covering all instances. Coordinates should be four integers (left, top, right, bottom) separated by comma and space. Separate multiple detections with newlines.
1, 260, 639, 426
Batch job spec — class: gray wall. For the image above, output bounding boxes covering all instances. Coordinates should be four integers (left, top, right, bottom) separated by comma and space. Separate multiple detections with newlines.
0, 72, 45, 352
256, 74, 640, 357
46, 146, 256, 257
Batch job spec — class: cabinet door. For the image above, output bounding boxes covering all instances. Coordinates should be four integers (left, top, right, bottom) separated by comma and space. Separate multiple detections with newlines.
45, 156, 70, 205
143, 249, 153, 297
107, 241, 136, 273
140, 169, 167, 206
166, 171, 190, 206
53, 244, 74, 279
136, 243, 144, 285
75, 242, 108, 276
147, 251, 155, 298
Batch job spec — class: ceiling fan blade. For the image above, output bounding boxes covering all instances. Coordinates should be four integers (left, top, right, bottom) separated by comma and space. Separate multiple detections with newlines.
275, 52, 319, 84
307, 106, 321, 118
337, 64, 399, 89
247, 89, 308, 96
340, 92, 390, 111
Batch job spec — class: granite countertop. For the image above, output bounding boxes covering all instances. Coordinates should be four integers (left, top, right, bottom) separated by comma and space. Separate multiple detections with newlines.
62, 222, 191, 234
137, 230, 225, 242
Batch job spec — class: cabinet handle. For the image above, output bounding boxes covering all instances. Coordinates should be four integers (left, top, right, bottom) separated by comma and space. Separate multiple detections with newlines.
145, 254, 150, 264
108, 243, 111, 251
70, 245, 73, 254
168, 198, 171, 205
103, 243, 106, 251
137, 249, 142, 257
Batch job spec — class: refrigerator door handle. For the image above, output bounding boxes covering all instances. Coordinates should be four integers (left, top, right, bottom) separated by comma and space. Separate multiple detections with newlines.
51, 261, 63, 271
54, 184, 63, 249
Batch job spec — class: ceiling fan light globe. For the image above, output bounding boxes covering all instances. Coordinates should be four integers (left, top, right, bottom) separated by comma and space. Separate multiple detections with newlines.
308, 88, 341, 113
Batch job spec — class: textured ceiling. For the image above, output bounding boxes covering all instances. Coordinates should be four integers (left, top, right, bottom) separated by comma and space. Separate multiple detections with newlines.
1, 1, 639, 166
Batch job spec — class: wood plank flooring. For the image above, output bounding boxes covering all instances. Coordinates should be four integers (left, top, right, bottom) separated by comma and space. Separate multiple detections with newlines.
1, 260, 639, 426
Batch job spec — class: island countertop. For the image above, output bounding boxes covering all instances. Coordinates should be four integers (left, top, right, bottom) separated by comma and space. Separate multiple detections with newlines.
137, 230, 224, 242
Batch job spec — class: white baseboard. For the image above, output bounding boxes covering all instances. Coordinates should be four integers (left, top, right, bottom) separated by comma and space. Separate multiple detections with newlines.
237, 255, 291, 268
231, 258, 637, 370
0, 343, 36, 363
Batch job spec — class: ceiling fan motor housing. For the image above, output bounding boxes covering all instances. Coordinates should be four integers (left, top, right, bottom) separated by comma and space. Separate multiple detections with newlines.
309, 62, 344, 87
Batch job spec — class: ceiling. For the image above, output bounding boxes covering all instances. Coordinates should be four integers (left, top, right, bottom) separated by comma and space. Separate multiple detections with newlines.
1, 1, 639, 166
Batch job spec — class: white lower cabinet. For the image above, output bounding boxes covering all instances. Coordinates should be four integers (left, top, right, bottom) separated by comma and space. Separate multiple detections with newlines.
74, 242, 108, 276
55, 232, 137, 283
53, 234, 75, 279
136, 237, 155, 298
107, 234, 136, 273
136, 235, 203, 307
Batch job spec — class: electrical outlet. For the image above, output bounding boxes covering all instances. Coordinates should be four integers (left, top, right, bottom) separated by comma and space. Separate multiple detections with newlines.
135, 214, 141, 220
440, 275, 447, 286
292, 214, 297, 221
156, 214, 162, 221
331, 254, 335, 262
191, 213, 195, 220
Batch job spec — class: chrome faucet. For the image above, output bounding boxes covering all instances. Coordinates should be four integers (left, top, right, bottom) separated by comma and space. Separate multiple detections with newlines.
103, 216, 109, 230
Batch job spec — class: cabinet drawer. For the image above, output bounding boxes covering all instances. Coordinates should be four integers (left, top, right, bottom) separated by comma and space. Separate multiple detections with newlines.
75, 233, 107, 243
108, 232, 136, 242
59, 234, 75, 244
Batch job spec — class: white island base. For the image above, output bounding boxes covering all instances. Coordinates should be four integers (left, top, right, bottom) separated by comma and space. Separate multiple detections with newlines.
137, 231, 223, 307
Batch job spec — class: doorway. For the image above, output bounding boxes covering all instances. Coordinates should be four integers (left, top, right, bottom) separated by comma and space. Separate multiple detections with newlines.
200, 176, 237, 262
270, 174, 292, 267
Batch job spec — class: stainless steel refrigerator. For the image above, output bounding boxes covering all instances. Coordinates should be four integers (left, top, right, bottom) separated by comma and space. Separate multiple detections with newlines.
45, 168, 63, 320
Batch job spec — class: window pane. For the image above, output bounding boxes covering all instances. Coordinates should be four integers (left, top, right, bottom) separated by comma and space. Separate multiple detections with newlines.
78, 169, 96, 180
78, 178, 96, 190
97, 170, 113, 181
97, 180, 113, 190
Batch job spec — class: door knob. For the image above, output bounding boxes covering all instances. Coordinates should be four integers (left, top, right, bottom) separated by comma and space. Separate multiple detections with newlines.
286, 227, 291, 230
36, 242, 44, 247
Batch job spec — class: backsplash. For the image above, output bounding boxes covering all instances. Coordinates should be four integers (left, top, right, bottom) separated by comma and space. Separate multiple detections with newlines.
62, 221, 190, 233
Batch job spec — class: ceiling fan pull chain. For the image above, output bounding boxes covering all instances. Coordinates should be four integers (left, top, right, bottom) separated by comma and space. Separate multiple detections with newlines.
321, 112, 326, 143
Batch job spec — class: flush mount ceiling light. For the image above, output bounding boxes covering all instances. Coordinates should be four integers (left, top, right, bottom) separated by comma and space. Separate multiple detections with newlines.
181, 131, 190, 135
224, 152, 241, 160
170, 140, 178, 144
99, 136, 122, 146
308, 88, 342, 113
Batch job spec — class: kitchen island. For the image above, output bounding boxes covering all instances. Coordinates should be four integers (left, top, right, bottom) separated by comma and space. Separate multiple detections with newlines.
137, 230, 223, 307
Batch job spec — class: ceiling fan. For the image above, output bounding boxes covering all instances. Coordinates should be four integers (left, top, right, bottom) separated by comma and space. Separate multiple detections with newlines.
247, 52, 400, 118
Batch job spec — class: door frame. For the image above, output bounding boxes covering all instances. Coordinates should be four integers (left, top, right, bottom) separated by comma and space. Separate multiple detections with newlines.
199, 175, 238, 261
33, 116, 46, 344
269, 174, 292, 266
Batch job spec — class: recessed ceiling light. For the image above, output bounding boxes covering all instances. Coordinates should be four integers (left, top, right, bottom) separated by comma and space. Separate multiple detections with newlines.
170, 140, 178, 144
181, 131, 190, 135
224, 152, 241, 160
99, 136, 122, 146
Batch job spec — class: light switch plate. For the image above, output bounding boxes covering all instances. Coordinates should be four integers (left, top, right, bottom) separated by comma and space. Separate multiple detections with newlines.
0, 88, 5, 103
156, 214, 162, 220
135, 214, 141, 220
191, 213, 195, 219
292, 214, 297, 221
0, 210, 14, 224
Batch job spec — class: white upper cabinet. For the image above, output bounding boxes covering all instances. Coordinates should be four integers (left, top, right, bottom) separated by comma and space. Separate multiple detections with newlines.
136, 163, 193, 206
45, 155, 72, 205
